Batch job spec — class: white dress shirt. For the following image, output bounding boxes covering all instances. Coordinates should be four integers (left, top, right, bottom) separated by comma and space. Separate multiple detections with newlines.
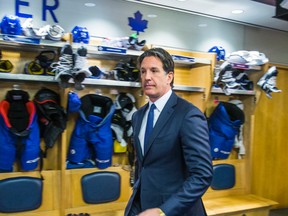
139, 89, 172, 155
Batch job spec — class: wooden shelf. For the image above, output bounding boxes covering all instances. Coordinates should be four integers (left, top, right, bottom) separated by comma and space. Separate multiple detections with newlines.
0, 73, 56, 83
0, 73, 204, 92
172, 54, 211, 67
211, 87, 256, 95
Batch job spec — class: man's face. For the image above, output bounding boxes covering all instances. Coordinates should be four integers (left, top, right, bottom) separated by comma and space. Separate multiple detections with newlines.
140, 56, 173, 102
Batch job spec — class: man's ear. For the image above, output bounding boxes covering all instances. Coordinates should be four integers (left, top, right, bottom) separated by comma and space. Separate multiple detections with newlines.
167, 71, 174, 83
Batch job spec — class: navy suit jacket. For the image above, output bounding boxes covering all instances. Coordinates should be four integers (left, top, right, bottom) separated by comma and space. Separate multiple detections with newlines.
125, 92, 213, 216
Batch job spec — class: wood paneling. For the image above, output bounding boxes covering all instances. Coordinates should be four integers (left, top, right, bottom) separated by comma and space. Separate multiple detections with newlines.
252, 64, 288, 208
204, 160, 247, 199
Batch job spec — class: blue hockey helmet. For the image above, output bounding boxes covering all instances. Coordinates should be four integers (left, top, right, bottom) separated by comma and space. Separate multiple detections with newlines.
208, 46, 226, 61
1, 15, 22, 35
71, 26, 90, 44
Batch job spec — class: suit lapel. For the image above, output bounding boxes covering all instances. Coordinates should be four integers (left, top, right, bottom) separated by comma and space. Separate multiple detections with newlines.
144, 92, 178, 156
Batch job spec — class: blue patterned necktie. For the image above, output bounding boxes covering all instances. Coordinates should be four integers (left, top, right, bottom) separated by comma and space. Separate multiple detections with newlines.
144, 104, 156, 151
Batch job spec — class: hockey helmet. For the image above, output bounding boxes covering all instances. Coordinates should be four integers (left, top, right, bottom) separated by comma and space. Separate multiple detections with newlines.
0, 15, 22, 35
208, 46, 226, 61
72, 26, 90, 44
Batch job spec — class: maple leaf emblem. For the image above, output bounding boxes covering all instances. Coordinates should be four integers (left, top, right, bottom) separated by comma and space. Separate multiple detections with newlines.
128, 10, 148, 35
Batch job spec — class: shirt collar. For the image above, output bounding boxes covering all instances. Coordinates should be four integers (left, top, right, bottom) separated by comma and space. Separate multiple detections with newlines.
148, 89, 172, 112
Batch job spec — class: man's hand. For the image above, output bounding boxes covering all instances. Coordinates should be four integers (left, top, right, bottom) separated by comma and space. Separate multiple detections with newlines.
138, 208, 164, 216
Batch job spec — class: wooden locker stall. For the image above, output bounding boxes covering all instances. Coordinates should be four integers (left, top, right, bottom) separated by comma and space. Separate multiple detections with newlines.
0, 36, 278, 216
251, 64, 288, 209
202, 62, 278, 215
61, 44, 216, 215
0, 37, 216, 215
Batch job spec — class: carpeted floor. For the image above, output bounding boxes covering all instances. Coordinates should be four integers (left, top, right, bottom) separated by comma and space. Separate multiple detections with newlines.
269, 208, 288, 216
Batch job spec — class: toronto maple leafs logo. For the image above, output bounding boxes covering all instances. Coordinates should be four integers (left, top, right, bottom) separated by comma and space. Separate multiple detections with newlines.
128, 11, 148, 35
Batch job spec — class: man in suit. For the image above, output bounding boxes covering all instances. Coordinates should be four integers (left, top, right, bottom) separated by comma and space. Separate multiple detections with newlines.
125, 47, 213, 216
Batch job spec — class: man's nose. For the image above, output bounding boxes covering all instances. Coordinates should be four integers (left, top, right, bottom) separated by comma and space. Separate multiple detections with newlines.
143, 71, 152, 80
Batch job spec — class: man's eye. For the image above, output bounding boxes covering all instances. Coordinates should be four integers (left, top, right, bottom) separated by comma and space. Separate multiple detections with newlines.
152, 69, 158, 73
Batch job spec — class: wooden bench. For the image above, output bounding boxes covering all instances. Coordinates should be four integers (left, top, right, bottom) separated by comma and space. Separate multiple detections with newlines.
65, 159, 278, 216
202, 159, 278, 216
204, 194, 277, 216
90, 210, 124, 216
86, 159, 277, 216
86, 194, 278, 216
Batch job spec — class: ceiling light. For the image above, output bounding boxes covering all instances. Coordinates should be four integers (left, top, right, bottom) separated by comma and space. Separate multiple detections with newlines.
147, 14, 158, 18
177, 0, 187, 1
198, 23, 207, 27
84, 3, 96, 7
232, 9, 244, 14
